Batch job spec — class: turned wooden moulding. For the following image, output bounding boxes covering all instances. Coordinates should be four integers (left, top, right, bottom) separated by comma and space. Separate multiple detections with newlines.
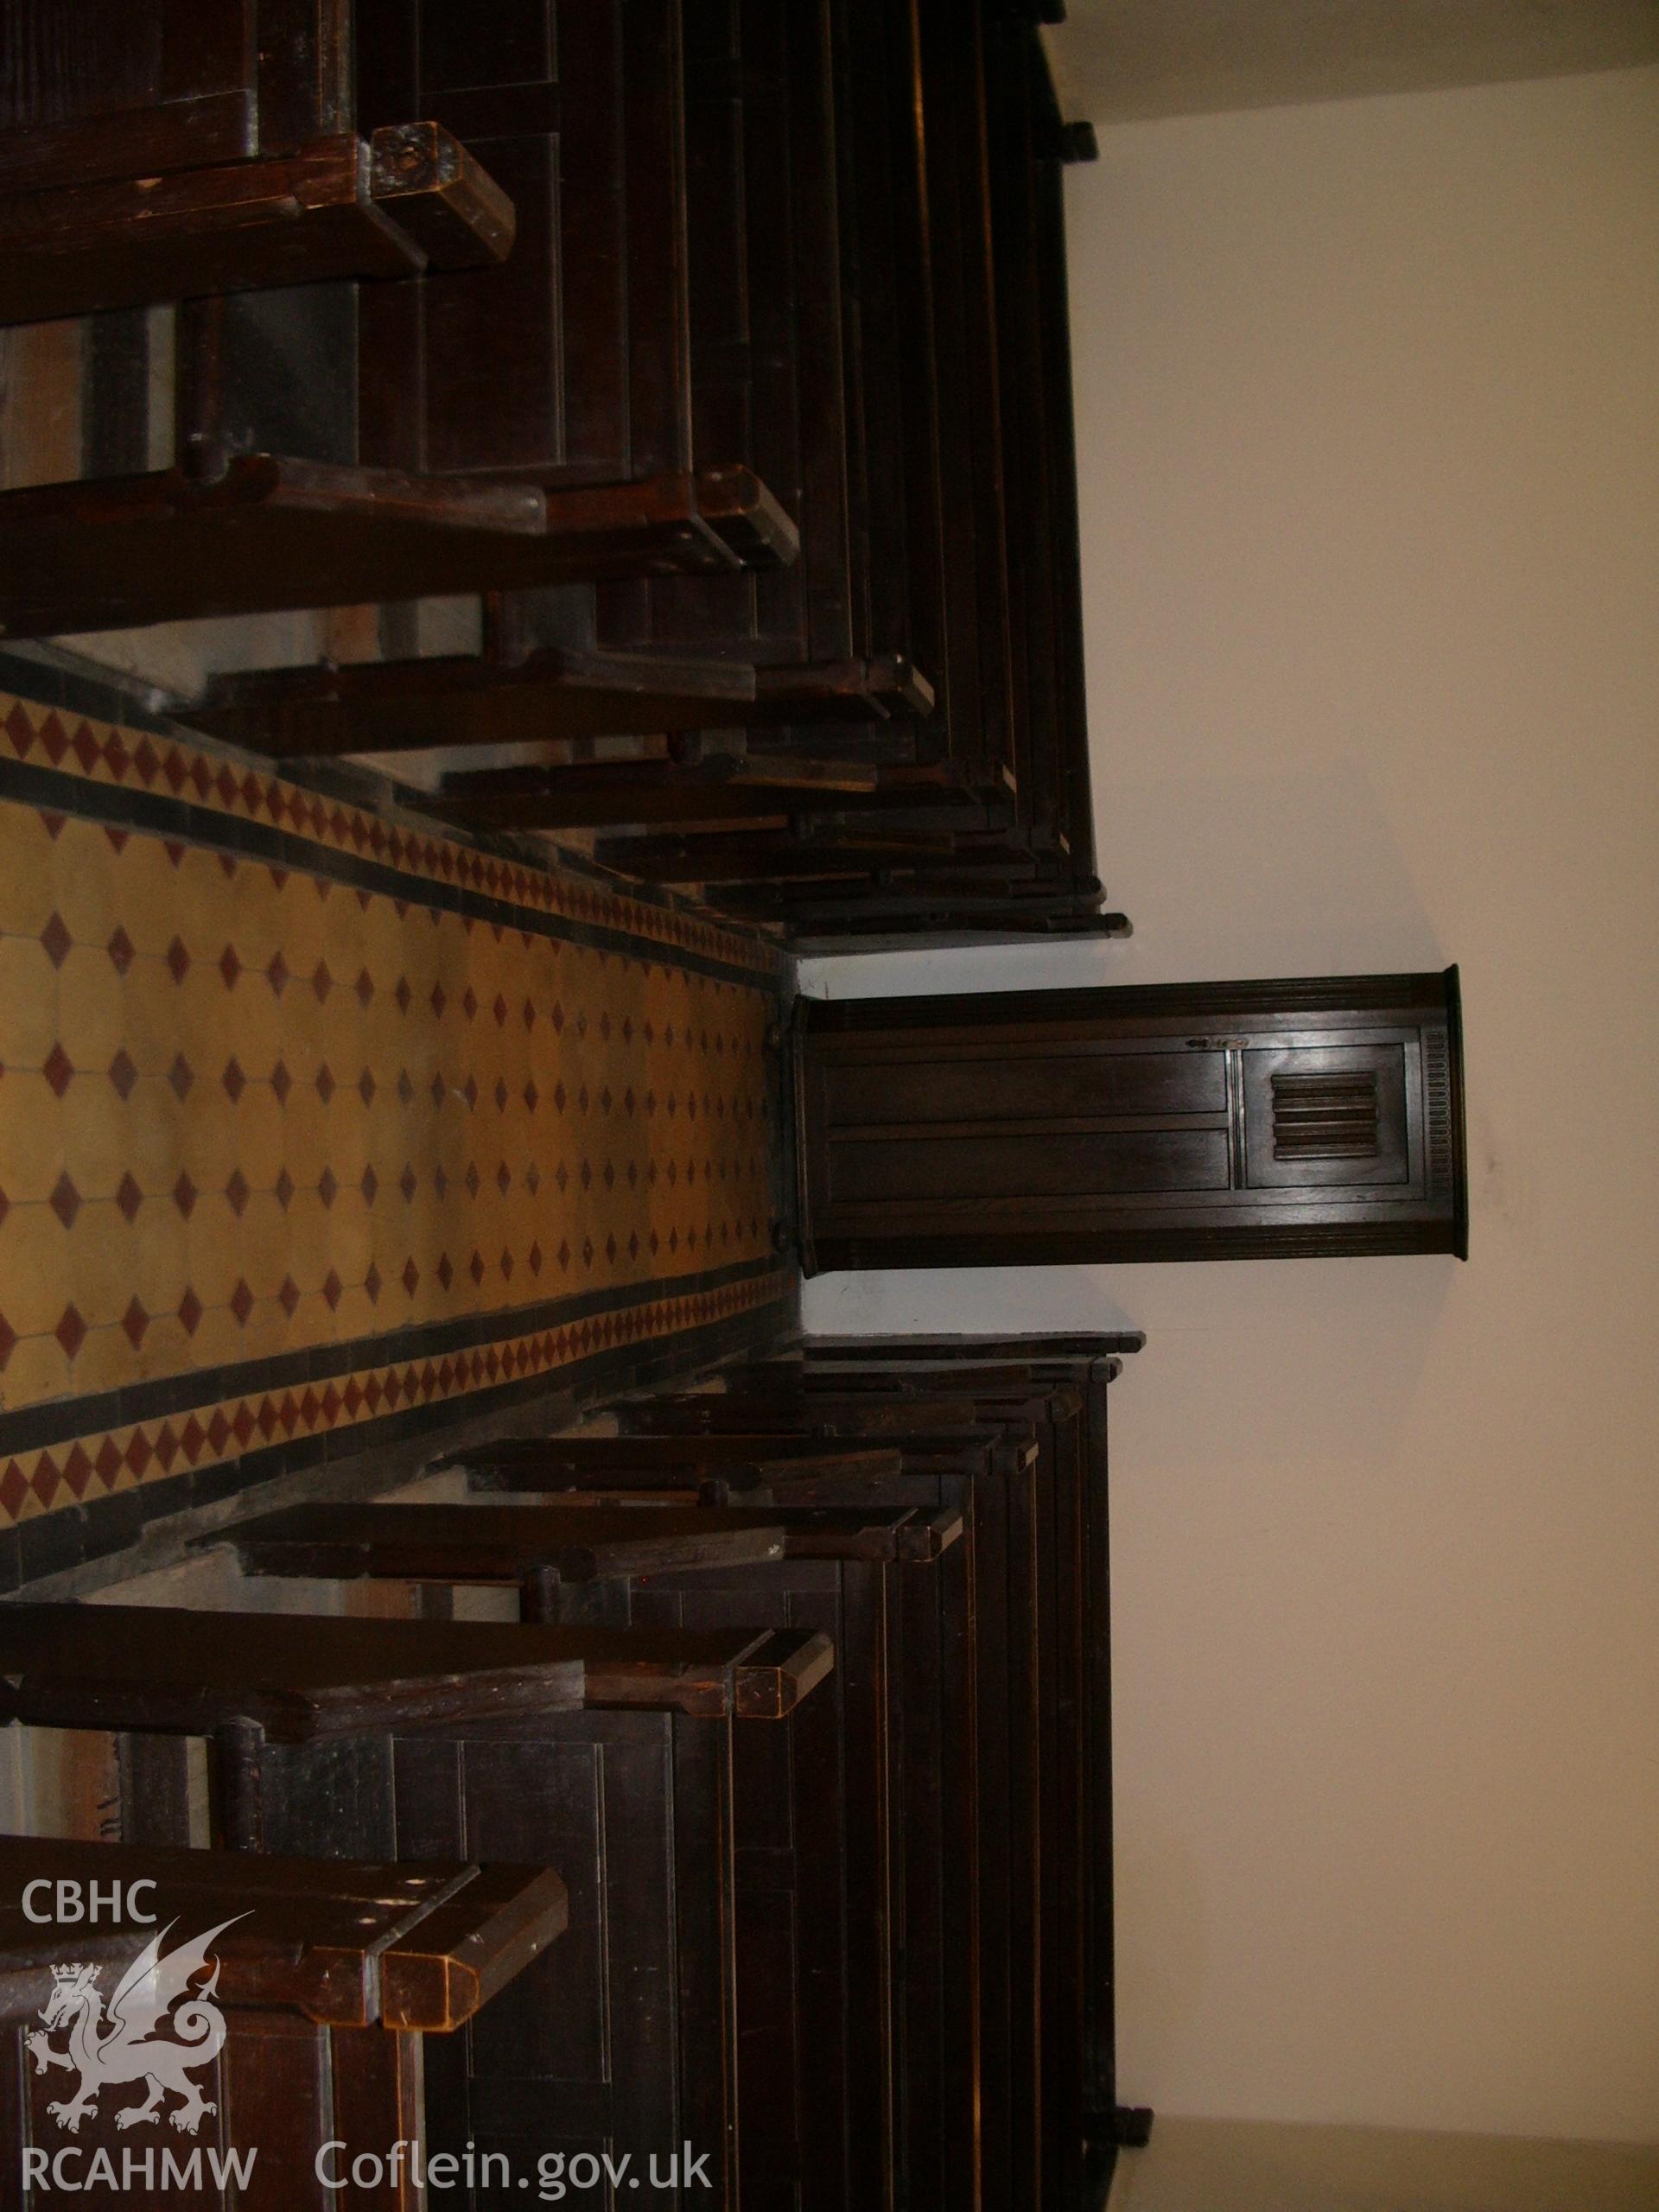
795, 969, 1469, 1269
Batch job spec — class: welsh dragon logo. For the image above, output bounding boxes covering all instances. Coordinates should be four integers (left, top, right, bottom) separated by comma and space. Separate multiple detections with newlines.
25, 1917, 246, 2136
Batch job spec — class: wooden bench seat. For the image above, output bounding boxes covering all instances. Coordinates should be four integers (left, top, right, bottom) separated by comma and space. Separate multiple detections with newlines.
0, 3, 516, 328
216, 1497, 952, 1583
0, 0, 802, 642
207, 1500, 791, 1622
258, 1471, 964, 2212
0, 458, 797, 640
0, 1832, 567, 2212
615, 1390, 987, 1440
0, 1602, 834, 2208
0, 1604, 824, 1743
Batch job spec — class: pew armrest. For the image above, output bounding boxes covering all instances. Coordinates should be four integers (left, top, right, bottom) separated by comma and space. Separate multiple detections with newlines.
378, 1864, 570, 2031
369, 122, 516, 266
733, 1630, 836, 1719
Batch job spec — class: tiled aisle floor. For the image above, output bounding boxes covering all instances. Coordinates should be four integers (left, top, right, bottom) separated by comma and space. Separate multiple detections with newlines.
0, 677, 791, 1573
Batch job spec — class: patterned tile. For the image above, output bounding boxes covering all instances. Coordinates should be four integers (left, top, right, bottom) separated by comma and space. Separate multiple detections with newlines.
0, 690, 776, 976
0, 1268, 790, 1527
0, 688, 791, 1532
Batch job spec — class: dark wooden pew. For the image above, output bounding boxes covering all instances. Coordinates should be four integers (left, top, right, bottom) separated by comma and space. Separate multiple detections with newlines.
192, 0, 941, 771
0, 1602, 831, 2209
775, 1334, 1151, 2191
208, 1494, 961, 2212
0, 0, 1121, 957
217, 1497, 947, 1577
614, 1392, 987, 1440
0, 0, 1114, 950
617, 1356, 1138, 2210
0, 1601, 823, 1841
0, 1, 517, 327
696, 1353, 1096, 2175
0, 2, 802, 641
0, 1831, 567, 2212
613, 1506, 969, 2212
735, 1378, 1102, 2209
778, 1437, 1042, 2212
207, 1498, 791, 1624
601, 1389, 1052, 2211
180, 0, 991, 788
642, 2, 1111, 948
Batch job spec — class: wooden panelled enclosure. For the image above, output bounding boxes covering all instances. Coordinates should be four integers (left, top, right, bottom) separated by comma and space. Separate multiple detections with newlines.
1, 1599, 834, 2209
796, 970, 1470, 1268
210, 1491, 961, 2212
0, 1336, 1143, 2205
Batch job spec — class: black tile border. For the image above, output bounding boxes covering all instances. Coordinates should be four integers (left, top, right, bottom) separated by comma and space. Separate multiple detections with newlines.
0, 1281, 800, 1594
0, 649, 182, 741
0, 1255, 782, 1461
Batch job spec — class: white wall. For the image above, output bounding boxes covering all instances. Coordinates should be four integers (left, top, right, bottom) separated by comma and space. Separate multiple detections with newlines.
801, 66, 1659, 2140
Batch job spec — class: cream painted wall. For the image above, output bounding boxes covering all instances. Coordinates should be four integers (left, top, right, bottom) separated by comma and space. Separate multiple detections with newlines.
799, 67, 1659, 2139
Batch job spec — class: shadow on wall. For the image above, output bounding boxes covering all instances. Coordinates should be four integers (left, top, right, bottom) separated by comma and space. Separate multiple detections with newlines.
800, 1253, 1455, 1467
800, 762, 1446, 1001
804, 1254, 1459, 2101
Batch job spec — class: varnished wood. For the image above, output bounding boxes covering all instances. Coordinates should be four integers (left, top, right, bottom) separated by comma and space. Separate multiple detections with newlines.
798, 969, 1470, 1268
452, 1436, 908, 1507
0, 1604, 830, 1733
587, 1390, 1047, 2209
0, 5, 517, 325
588, 1488, 968, 2210
0, 1835, 568, 2035
618, 1390, 986, 1438
0, 458, 799, 640
776, 1336, 1141, 2183
0, 126, 518, 328
455, 1434, 906, 1478
798, 1332, 1147, 1363
212, 1500, 791, 1596
0, 1833, 567, 2212
196, 645, 762, 757
0, 0, 1111, 950
639, 1359, 1126, 2209
366, 120, 516, 265
433, 753, 887, 830
0, 1602, 581, 1742
594, 821, 960, 884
